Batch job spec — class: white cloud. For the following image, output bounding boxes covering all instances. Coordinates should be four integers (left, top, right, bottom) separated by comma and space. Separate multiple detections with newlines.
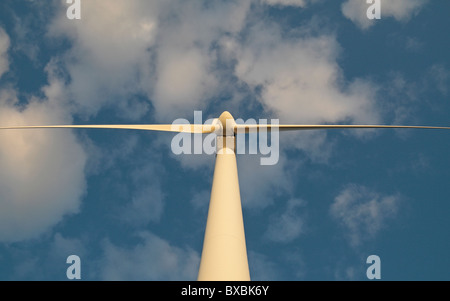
190, 189, 211, 210
380, 0, 428, 20
427, 64, 449, 96
142, 0, 251, 120
260, 0, 310, 7
237, 153, 294, 208
265, 198, 306, 242
50, 233, 86, 259
47, 0, 252, 121
0, 80, 87, 242
379, 67, 450, 128
100, 231, 199, 280
333, 264, 359, 280
330, 184, 401, 246
119, 161, 166, 226
120, 184, 164, 226
248, 250, 281, 280
152, 46, 217, 120
235, 25, 380, 125
11, 233, 86, 279
48, 0, 160, 118
342, 0, 429, 30
233, 20, 380, 167
0, 27, 10, 78
80, 132, 168, 228
11, 256, 39, 280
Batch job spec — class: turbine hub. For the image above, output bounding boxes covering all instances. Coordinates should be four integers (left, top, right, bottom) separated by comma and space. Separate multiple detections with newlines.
215, 111, 236, 153
218, 111, 236, 136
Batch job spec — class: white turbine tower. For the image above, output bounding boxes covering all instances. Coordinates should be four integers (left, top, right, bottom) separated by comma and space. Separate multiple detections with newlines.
1, 111, 450, 281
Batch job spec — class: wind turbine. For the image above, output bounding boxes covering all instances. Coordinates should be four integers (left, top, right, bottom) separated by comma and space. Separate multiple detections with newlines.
1, 110, 450, 281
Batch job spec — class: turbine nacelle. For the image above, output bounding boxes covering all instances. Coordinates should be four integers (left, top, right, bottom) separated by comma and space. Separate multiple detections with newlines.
214, 111, 237, 153
217, 111, 237, 137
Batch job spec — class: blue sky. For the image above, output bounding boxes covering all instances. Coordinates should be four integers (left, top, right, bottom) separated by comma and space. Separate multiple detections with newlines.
0, 0, 449, 281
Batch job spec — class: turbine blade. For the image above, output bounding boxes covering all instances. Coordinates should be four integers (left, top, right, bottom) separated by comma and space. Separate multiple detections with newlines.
234, 124, 450, 133
0, 124, 216, 134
